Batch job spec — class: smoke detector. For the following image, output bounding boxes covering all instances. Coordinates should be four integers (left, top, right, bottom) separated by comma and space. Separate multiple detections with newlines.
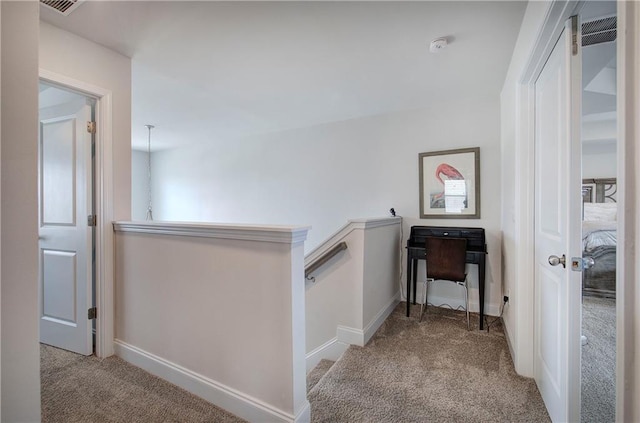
40, 0, 85, 16
429, 37, 448, 53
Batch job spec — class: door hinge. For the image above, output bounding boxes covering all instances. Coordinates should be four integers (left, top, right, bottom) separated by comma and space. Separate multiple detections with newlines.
87, 121, 96, 134
571, 15, 579, 56
88, 307, 97, 320
88, 214, 97, 227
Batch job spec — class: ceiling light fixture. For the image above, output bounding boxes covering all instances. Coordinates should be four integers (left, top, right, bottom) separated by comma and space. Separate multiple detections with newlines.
145, 124, 155, 221
429, 37, 448, 53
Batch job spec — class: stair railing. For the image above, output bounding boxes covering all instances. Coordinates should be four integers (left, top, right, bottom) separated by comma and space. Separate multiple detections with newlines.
305, 241, 347, 281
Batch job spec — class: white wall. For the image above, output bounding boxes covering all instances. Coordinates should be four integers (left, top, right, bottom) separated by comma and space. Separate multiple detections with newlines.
500, 1, 552, 377
1, 2, 41, 421
583, 141, 617, 179
39, 22, 132, 221
362, 222, 401, 326
132, 149, 150, 221
306, 227, 364, 354
305, 217, 400, 369
114, 222, 310, 422
150, 97, 505, 314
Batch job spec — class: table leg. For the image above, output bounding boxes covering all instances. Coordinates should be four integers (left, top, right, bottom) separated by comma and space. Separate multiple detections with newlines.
479, 255, 486, 330
406, 256, 412, 317
412, 260, 418, 305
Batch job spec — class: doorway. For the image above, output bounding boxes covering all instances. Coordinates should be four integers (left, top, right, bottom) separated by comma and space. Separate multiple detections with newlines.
579, 3, 617, 422
38, 82, 97, 355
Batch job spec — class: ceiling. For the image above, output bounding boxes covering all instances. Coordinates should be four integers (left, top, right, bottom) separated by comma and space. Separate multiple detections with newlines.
41, 1, 530, 151
581, 1, 617, 147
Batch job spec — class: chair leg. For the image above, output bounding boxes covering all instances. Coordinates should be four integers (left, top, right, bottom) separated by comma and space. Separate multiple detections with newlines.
419, 281, 425, 322
420, 279, 429, 322
463, 280, 470, 330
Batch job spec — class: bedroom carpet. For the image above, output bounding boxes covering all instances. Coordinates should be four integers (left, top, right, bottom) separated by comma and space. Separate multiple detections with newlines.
308, 302, 550, 422
581, 296, 616, 423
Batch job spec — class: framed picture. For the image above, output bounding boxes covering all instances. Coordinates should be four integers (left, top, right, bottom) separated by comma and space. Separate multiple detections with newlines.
419, 147, 480, 219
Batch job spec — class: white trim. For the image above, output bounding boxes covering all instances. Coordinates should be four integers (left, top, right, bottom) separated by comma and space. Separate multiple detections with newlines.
305, 217, 400, 264
334, 293, 401, 347
38, 69, 115, 359
520, 2, 580, 83
305, 337, 349, 373
511, 1, 582, 379
294, 402, 310, 423
115, 340, 307, 423
336, 325, 364, 347
503, 313, 516, 364
616, 2, 638, 420
0, 4, 3, 418
349, 216, 402, 230
363, 292, 400, 344
113, 221, 310, 245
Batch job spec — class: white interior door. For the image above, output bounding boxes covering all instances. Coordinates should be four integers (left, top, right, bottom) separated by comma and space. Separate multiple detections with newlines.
38, 98, 93, 355
534, 16, 583, 422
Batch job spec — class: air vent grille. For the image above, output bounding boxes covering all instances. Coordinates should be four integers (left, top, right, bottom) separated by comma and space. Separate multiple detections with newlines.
582, 16, 617, 47
40, 0, 84, 16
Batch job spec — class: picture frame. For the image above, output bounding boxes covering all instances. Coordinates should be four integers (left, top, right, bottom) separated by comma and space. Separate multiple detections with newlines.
419, 147, 480, 219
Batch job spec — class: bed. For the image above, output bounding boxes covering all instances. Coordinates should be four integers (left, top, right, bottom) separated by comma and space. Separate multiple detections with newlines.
581, 178, 617, 298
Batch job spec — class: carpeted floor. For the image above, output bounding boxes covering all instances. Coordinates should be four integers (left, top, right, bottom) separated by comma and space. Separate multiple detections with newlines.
308, 302, 550, 423
42, 302, 551, 422
581, 296, 616, 423
307, 359, 335, 393
40, 344, 245, 423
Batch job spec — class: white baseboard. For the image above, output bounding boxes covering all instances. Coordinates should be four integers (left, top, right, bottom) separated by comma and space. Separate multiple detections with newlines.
305, 337, 349, 373
363, 291, 400, 344
294, 401, 311, 423
503, 317, 516, 363
336, 291, 401, 347
115, 340, 308, 423
305, 293, 401, 373
336, 325, 364, 346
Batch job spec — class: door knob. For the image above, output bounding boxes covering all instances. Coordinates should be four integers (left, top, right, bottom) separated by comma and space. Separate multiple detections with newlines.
548, 254, 566, 268
582, 256, 595, 269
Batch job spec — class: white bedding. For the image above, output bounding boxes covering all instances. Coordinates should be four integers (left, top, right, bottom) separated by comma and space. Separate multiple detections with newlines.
582, 221, 617, 252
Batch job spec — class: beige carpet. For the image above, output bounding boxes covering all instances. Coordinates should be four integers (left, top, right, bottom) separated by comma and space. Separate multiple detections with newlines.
581, 296, 616, 422
308, 302, 550, 422
307, 359, 335, 393
42, 303, 550, 422
40, 344, 245, 423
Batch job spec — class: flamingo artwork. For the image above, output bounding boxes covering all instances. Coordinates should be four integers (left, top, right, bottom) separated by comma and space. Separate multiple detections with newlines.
430, 163, 466, 208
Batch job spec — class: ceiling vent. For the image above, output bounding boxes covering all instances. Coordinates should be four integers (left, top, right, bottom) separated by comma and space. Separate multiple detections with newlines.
40, 0, 84, 16
582, 16, 617, 47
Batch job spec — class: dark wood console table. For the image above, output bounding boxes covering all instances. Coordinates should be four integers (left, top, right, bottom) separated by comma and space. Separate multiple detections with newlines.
406, 225, 487, 330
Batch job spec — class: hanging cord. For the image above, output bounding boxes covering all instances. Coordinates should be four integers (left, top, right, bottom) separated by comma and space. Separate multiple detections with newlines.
484, 297, 508, 332
145, 125, 154, 221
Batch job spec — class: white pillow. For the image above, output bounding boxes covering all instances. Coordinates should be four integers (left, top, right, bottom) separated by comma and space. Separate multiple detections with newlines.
583, 202, 617, 221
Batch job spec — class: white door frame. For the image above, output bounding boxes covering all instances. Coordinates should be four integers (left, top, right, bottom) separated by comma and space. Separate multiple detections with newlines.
614, 2, 639, 421
512, 0, 581, 377
39, 69, 115, 359
515, 0, 635, 420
